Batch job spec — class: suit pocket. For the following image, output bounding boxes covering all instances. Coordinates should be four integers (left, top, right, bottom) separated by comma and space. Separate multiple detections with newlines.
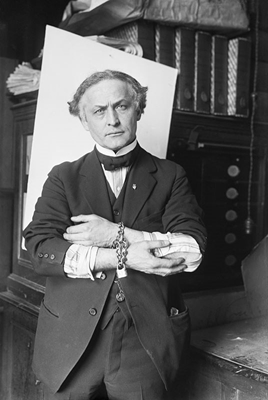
169, 307, 190, 333
41, 299, 59, 318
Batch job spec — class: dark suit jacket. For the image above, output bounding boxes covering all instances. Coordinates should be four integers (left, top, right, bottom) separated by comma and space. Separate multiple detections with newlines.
24, 146, 207, 393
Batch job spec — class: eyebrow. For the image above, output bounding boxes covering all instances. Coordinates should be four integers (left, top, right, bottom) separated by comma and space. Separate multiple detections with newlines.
92, 98, 131, 109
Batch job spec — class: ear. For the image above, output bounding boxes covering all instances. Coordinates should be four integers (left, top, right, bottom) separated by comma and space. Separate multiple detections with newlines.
136, 109, 142, 121
80, 112, 90, 131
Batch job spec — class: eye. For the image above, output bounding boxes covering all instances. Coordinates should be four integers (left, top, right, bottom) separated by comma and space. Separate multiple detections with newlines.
94, 108, 104, 115
117, 104, 127, 111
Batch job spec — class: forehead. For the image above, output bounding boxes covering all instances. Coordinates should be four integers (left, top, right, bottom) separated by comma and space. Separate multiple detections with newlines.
82, 79, 134, 106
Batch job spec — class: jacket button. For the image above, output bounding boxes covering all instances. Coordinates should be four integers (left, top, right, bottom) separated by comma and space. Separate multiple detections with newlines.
50, 254, 55, 260
44, 253, 49, 258
100, 272, 106, 280
89, 308, 97, 316
38, 253, 43, 258
113, 209, 120, 216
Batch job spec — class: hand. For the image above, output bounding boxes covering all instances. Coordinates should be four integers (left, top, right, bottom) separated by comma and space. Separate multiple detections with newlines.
127, 240, 187, 277
63, 214, 117, 247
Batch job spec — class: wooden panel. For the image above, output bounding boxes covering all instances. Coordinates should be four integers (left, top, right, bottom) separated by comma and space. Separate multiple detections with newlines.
188, 371, 223, 400
187, 346, 268, 400
0, 57, 17, 188
257, 61, 268, 92
257, 31, 268, 63
259, 1, 268, 33
238, 390, 264, 400
0, 192, 13, 291
185, 288, 250, 330
191, 317, 268, 376
242, 235, 268, 317
255, 92, 268, 123
0, 307, 3, 396
10, 101, 46, 302
0, 297, 44, 400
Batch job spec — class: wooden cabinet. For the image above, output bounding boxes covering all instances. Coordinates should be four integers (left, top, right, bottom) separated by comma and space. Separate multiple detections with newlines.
0, 100, 45, 400
10, 99, 45, 305
167, 111, 268, 292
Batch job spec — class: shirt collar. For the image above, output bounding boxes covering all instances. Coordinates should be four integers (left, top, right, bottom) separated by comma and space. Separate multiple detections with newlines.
96, 139, 137, 157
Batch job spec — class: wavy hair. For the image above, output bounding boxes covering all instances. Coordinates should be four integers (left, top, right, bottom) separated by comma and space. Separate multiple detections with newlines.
68, 70, 148, 119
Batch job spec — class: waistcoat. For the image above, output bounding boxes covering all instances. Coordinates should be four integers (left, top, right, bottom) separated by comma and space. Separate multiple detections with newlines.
99, 172, 133, 329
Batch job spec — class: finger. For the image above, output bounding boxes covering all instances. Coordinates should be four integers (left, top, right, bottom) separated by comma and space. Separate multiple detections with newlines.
66, 240, 93, 246
63, 233, 92, 244
71, 214, 93, 222
63, 231, 86, 240
166, 263, 187, 274
65, 225, 86, 234
164, 254, 186, 264
155, 258, 187, 272
146, 240, 170, 250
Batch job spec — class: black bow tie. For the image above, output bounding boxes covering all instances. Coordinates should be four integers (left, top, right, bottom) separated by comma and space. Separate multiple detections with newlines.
95, 145, 139, 171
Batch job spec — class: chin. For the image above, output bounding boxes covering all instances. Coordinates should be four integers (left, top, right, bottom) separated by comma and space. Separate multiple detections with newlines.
106, 139, 129, 152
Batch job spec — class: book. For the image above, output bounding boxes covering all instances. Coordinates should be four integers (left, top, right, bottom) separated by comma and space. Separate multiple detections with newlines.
228, 37, 251, 117
194, 31, 212, 114
154, 24, 175, 67
174, 28, 195, 111
211, 35, 228, 115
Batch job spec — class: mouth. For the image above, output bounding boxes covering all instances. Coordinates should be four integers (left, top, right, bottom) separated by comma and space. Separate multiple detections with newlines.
107, 131, 124, 136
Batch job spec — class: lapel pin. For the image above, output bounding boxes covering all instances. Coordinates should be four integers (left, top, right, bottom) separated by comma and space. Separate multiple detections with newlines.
132, 184, 137, 190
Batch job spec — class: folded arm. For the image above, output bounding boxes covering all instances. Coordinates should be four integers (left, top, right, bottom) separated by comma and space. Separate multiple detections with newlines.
24, 160, 207, 279
63, 214, 202, 279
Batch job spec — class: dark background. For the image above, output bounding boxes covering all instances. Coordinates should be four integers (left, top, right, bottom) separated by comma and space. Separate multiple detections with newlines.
0, 0, 69, 61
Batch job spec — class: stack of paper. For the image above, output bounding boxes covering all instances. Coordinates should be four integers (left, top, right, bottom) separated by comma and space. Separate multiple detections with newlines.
6, 62, 41, 95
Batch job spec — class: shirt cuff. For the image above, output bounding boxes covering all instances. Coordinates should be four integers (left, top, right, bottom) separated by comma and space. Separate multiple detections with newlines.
64, 244, 99, 280
142, 231, 202, 272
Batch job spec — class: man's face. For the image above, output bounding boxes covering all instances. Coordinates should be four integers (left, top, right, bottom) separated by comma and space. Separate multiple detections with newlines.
80, 79, 141, 152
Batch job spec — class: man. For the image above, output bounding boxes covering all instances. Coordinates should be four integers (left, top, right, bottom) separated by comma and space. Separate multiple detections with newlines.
24, 69, 207, 400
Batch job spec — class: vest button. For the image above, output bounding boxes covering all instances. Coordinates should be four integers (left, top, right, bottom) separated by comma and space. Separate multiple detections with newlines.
89, 308, 97, 316
113, 209, 120, 216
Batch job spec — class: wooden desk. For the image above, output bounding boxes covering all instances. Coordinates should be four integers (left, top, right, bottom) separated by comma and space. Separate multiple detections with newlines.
186, 317, 268, 400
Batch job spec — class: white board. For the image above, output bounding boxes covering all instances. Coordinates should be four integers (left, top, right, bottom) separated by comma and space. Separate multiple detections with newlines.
24, 25, 178, 230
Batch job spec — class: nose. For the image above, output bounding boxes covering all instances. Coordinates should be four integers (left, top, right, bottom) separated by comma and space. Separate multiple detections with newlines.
107, 108, 119, 126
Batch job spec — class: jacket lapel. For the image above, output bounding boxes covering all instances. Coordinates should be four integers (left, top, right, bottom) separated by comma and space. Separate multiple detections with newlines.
78, 147, 157, 226
79, 150, 114, 221
122, 148, 157, 228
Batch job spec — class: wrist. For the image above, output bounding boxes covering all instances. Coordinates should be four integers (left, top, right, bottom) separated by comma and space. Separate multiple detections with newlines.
124, 227, 143, 244
94, 248, 117, 272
